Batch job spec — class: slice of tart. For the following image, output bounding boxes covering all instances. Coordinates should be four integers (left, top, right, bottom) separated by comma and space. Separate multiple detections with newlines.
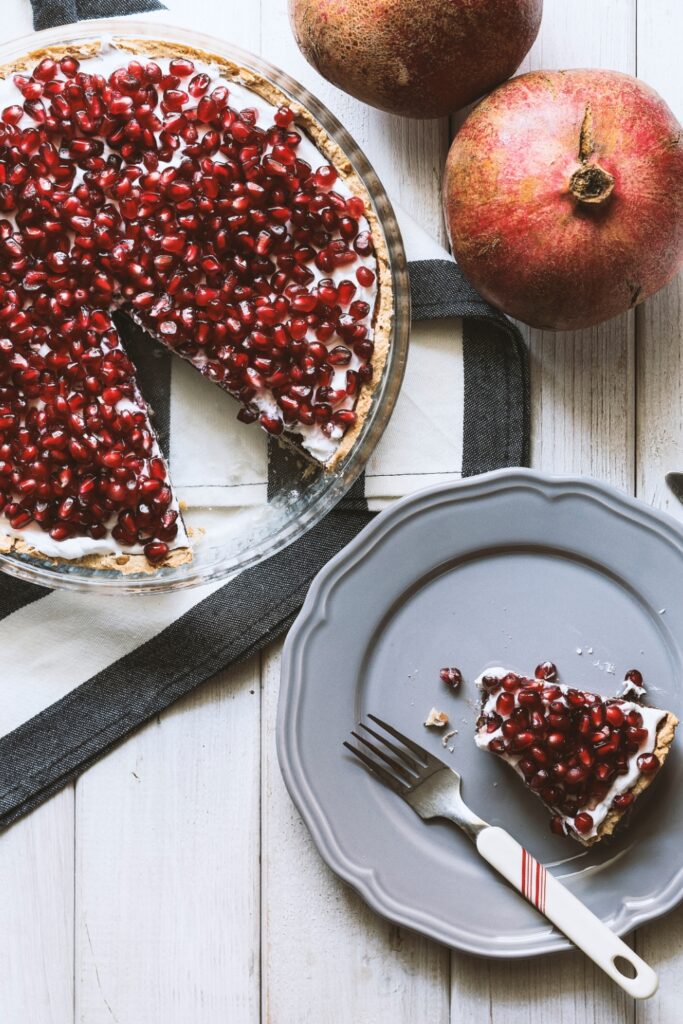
0, 38, 390, 571
474, 664, 678, 845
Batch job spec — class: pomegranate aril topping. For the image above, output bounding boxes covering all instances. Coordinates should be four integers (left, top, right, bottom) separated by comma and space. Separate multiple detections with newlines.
2, 105, 23, 125
0, 48, 380, 557
144, 540, 169, 564
637, 753, 659, 773
440, 667, 462, 690
356, 266, 375, 287
550, 815, 567, 836
169, 58, 195, 77
34, 58, 57, 82
509, 731, 534, 752
496, 692, 515, 716
605, 704, 625, 727
625, 668, 643, 686
573, 812, 593, 835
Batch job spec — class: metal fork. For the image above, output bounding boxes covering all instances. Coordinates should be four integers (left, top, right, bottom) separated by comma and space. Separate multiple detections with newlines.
344, 714, 658, 1000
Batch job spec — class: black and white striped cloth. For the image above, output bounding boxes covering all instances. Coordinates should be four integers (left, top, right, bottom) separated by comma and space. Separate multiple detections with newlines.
0, 2, 529, 830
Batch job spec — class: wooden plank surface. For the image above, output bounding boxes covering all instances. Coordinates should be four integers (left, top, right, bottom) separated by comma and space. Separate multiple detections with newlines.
450, 2, 637, 1019
75, 660, 261, 1024
1, 0, 682, 1021
0, 6, 76, 1023
634, 4, 683, 1022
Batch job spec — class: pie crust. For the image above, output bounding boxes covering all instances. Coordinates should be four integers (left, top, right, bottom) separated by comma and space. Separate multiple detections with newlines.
475, 668, 678, 846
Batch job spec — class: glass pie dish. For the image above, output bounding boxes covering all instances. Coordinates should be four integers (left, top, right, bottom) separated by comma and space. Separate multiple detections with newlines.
0, 18, 410, 595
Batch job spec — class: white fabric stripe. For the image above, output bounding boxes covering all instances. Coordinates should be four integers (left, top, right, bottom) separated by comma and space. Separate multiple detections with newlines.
0, 581, 223, 735
365, 319, 464, 492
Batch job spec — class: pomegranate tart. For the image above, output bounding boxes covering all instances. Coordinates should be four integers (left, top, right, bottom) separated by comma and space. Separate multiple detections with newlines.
0, 37, 390, 573
475, 664, 678, 846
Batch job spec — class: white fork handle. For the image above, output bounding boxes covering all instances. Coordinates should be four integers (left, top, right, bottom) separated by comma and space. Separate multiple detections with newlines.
476, 826, 658, 999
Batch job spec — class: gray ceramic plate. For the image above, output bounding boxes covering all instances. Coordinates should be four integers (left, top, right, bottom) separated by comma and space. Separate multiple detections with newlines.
277, 470, 683, 957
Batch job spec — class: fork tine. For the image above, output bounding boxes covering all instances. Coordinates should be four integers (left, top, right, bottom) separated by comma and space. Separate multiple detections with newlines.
351, 730, 415, 782
357, 722, 421, 773
342, 741, 408, 793
367, 713, 442, 767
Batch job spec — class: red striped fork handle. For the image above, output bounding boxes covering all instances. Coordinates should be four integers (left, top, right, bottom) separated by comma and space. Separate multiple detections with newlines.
476, 827, 658, 999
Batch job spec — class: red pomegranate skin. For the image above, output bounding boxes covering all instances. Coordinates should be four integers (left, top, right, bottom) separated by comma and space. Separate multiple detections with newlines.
443, 70, 683, 330
288, 0, 543, 119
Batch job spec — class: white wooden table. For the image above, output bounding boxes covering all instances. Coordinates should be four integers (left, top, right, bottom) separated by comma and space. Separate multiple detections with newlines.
3, 0, 683, 1020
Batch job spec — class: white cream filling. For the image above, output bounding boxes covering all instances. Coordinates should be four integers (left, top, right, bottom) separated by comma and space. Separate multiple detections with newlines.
474, 667, 666, 840
0, 40, 379, 560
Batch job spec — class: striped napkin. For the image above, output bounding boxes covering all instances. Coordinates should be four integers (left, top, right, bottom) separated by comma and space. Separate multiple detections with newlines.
0, 2, 529, 830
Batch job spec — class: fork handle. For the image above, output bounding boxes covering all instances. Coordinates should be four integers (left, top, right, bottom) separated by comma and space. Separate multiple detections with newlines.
475, 826, 658, 999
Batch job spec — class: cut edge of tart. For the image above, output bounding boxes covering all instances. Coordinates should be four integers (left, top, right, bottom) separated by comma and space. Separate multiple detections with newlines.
474, 665, 678, 847
0, 37, 392, 573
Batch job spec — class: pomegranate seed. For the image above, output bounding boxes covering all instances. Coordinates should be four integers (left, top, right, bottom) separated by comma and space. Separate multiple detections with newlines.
440, 667, 462, 690
612, 792, 634, 809
550, 816, 567, 836
169, 58, 195, 77
496, 692, 515, 716
2, 105, 23, 125
189, 72, 210, 97
314, 165, 337, 188
480, 675, 501, 694
33, 58, 57, 82
605, 704, 625, 727
60, 56, 80, 77
637, 753, 659, 773
573, 812, 593, 835
110, 96, 134, 116
529, 744, 548, 766
144, 540, 169, 564
534, 661, 557, 681
356, 265, 375, 287
501, 673, 521, 692
337, 280, 356, 306
259, 413, 284, 436
509, 731, 534, 752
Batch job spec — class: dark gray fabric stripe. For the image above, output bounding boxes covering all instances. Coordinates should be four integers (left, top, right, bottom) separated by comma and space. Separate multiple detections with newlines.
32, 0, 165, 30
409, 259, 495, 321
0, 573, 48, 621
461, 318, 530, 475
0, 506, 374, 830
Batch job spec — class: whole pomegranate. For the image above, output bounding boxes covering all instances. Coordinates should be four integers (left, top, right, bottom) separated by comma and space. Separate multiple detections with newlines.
443, 70, 683, 330
288, 0, 543, 119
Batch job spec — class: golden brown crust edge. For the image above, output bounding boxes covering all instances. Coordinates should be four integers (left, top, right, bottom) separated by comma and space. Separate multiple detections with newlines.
578, 710, 679, 847
0, 530, 194, 574
0, 38, 394, 572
